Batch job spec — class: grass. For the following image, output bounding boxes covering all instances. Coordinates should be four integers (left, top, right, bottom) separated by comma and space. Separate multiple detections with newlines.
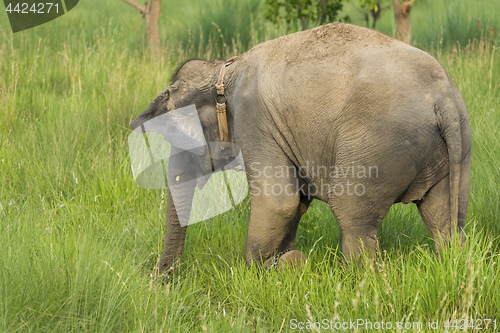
0, 0, 499, 331
340, 0, 500, 50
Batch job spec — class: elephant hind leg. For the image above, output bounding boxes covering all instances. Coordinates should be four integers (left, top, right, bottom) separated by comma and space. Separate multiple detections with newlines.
328, 207, 385, 265
328, 180, 392, 265
336, 218, 383, 266
417, 172, 467, 255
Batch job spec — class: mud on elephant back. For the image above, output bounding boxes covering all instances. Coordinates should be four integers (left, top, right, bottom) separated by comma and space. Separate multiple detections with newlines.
129, 22, 471, 276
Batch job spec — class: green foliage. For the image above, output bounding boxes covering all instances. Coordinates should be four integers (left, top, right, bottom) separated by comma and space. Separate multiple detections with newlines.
263, 0, 378, 31
0, 0, 499, 331
341, 0, 500, 50
264, 0, 345, 30
357, 0, 379, 12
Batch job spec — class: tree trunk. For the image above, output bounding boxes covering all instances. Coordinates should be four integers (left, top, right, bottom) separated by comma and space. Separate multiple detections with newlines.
393, 0, 413, 44
122, 0, 161, 55
145, 0, 161, 55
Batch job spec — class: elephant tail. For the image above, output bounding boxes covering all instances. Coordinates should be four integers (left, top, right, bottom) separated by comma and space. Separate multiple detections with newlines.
435, 96, 463, 226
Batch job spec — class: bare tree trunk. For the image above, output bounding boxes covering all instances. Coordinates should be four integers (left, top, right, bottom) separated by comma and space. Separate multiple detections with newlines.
145, 0, 161, 55
393, 0, 413, 44
122, 0, 161, 55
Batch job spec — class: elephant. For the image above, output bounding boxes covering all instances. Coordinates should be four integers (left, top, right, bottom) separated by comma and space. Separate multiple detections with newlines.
130, 23, 471, 274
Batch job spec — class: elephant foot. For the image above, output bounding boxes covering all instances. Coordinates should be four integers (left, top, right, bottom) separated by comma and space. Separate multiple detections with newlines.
264, 250, 306, 270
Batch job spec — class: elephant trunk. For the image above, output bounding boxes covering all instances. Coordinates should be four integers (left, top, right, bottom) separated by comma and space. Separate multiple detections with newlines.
157, 187, 191, 274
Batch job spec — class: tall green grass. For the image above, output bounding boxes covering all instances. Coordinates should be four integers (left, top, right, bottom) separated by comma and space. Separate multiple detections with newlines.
340, 0, 500, 50
0, 0, 499, 331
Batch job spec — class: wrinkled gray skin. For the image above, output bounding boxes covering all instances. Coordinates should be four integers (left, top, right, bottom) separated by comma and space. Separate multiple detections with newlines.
131, 23, 471, 274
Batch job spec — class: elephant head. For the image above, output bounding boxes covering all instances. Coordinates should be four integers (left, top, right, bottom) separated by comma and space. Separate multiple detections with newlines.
130, 60, 240, 274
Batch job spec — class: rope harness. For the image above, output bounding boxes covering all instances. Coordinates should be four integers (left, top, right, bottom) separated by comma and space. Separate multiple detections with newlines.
215, 57, 237, 155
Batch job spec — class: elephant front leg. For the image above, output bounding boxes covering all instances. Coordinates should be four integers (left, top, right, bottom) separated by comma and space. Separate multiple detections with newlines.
245, 179, 309, 270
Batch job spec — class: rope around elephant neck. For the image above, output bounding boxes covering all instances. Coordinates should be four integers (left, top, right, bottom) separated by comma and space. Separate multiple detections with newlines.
215, 57, 237, 147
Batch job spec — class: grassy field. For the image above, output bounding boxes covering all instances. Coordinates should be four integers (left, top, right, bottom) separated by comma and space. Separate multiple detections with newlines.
0, 0, 499, 331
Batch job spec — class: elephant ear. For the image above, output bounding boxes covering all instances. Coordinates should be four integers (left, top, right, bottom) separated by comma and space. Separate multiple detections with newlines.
132, 104, 206, 155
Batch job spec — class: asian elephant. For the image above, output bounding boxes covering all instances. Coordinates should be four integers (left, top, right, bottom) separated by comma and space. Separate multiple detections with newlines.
130, 23, 471, 274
